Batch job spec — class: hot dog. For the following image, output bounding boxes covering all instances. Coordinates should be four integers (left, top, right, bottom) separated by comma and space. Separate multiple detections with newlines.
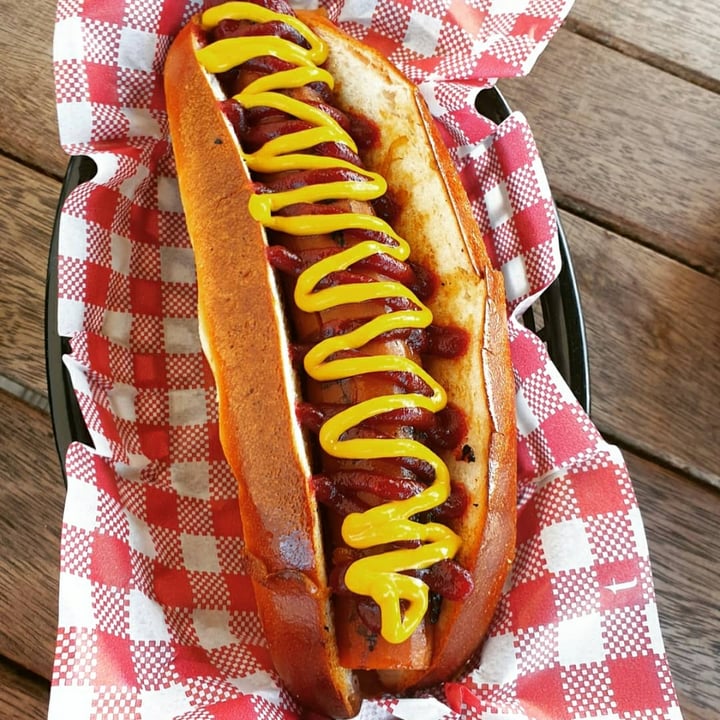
164, 1, 517, 716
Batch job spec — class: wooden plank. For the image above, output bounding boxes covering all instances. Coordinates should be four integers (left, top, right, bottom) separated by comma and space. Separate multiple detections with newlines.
0, 155, 62, 398
627, 451, 720, 720
0, 0, 68, 177
500, 29, 720, 277
558, 210, 720, 487
569, 0, 720, 88
0, 661, 50, 720
0, 390, 64, 679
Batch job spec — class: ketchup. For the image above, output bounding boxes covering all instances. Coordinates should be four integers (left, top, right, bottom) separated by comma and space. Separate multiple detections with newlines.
204, 4, 475, 631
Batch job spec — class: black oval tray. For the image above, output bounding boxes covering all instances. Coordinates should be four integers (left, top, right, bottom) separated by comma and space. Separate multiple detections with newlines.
46, 87, 590, 479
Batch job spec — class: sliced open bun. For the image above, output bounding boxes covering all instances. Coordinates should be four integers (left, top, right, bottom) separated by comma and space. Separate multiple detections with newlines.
164, 8, 516, 716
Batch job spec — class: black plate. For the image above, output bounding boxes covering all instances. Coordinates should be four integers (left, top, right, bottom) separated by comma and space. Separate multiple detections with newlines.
46, 87, 590, 479
46, 154, 97, 477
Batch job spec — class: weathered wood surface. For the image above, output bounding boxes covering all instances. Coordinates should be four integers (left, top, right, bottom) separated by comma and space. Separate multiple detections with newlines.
0, 156, 62, 398
1, 0, 718, 715
501, 29, 720, 277
0, 391, 63, 680
0, 660, 51, 720
569, 0, 720, 89
0, 0, 68, 177
559, 210, 720, 487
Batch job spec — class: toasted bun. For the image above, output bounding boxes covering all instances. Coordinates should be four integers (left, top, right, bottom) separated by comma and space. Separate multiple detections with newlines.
297, 10, 516, 692
165, 8, 516, 717
165, 20, 360, 718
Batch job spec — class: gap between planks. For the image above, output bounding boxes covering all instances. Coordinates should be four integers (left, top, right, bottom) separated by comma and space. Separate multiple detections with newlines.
553, 194, 716, 280
564, 17, 720, 95
604, 429, 720, 493
0, 656, 50, 720
0, 375, 50, 414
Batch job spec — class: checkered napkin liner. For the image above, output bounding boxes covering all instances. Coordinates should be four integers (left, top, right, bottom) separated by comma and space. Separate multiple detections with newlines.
49, 0, 681, 718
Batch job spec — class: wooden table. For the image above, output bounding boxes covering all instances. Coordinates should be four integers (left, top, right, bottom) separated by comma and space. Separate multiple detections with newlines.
1, 1, 718, 717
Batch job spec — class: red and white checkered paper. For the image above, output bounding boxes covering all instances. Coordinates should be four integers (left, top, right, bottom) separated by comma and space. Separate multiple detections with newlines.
50, 0, 681, 718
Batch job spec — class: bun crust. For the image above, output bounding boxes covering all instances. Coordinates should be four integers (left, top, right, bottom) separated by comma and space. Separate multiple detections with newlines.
165, 9, 516, 717
165, 20, 360, 718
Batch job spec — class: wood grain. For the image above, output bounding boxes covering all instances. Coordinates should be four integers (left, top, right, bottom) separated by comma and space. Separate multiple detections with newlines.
559, 210, 720, 487
0, 661, 50, 720
0, 156, 62, 398
627, 451, 720, 720
0, 390, 64, 679
0, 0, 68, 178
569, 0, 720, 89
500, 29, 720, 277
1, 0, 719, 715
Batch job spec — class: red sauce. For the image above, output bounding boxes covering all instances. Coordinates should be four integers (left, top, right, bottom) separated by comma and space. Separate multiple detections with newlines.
212, 18, 309, 47
259, 167, 371, 193
210, 6, 475, 617
347, 110, 380, 151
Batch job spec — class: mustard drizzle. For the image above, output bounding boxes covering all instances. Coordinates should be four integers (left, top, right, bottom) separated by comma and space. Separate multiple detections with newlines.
198, 2, 462, 644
